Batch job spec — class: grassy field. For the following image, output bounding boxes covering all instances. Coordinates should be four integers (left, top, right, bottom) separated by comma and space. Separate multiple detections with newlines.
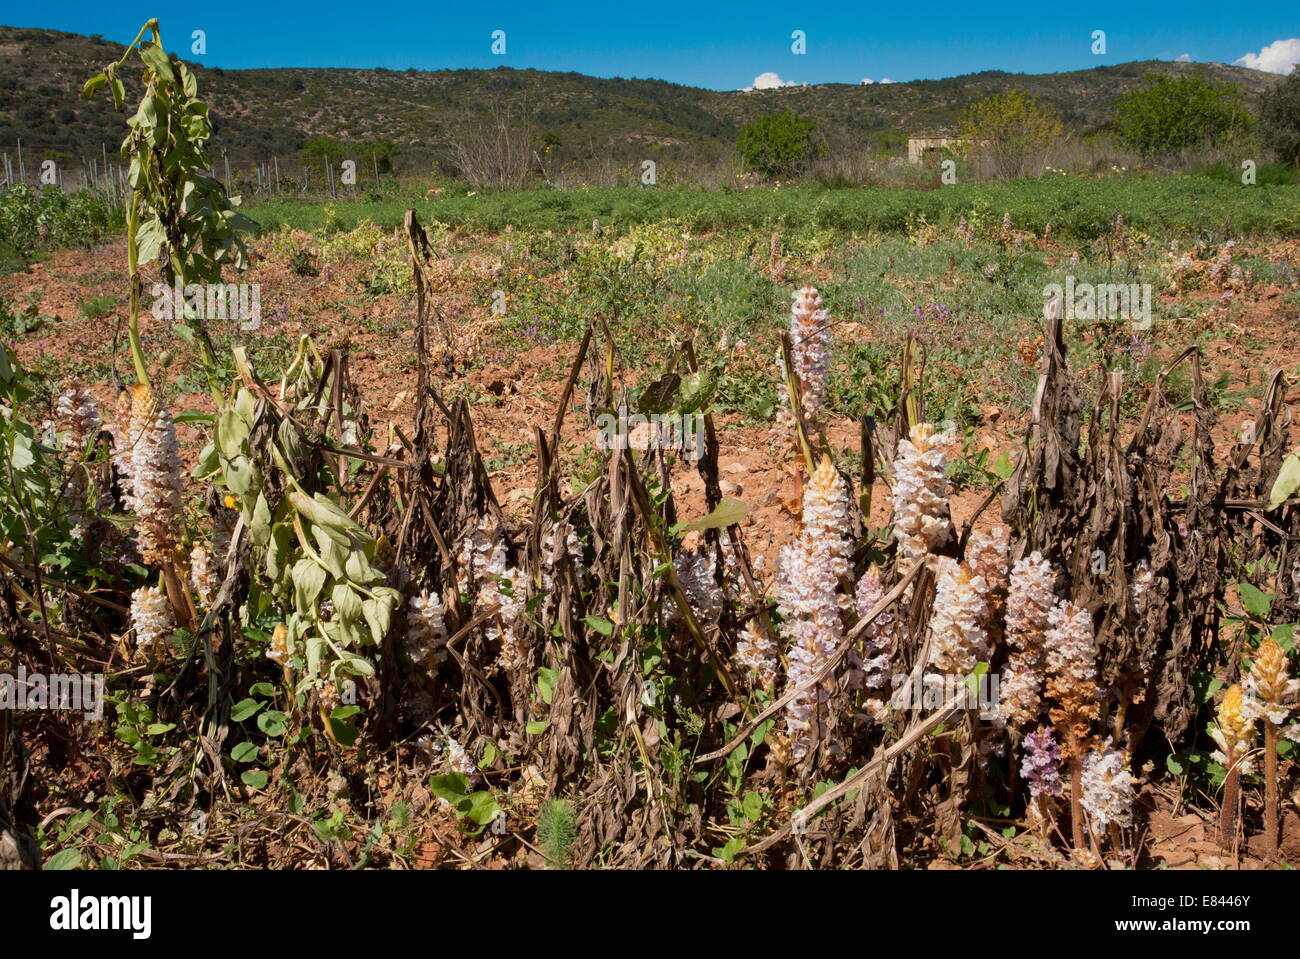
246, 175, 1300, 239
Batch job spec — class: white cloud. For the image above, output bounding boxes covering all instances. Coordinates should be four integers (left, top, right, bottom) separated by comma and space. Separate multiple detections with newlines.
1234, 38, 1300, 75
879, 77, 896, 84
744, 71, 799, 91
861, 78, 875, 84
1175, 53, 1192, 62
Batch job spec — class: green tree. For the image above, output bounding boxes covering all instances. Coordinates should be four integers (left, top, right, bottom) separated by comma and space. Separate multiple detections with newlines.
1261, 69, 1300, 166
1116, 73, 1250, 157
361, 139, 399, 174
959, 90, 1063, 180
736, 111, 822, 180
299, 135, 347, 164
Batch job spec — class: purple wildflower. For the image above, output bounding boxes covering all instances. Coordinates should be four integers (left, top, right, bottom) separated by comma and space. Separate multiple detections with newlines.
1021, 726, 1063, 798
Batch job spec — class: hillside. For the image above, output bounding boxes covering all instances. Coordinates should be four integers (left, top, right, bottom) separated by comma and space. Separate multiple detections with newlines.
0, 24, 1282, 167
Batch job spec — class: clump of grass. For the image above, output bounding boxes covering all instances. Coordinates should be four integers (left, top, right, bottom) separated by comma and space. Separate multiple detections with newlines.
537, 799, 576, 869
79, 294, 116, 321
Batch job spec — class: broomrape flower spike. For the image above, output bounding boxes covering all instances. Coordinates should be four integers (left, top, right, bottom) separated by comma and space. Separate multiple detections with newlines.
1244, 637, 1297, 859
116, 383, 185, 567
53, 388, 103, 540
267, 622, 291, 665
189, 547, 218, 605
853, 567, 896, 691
130, 584, 174, 657
54, 388, 101, 448
1021, 726, 1063, 798
446, 737, 476, 776
1044, 598, 1101, 851
674, 549, 723, 624
778, 456, 852, 759
406, 589, 449, 669
735, 623, 778, 690
788, 285, 833, 418
1044, 599, 1100, 756
1244, 636, 1298, 726
926, 556, 990, 680
110, 384, 149, 511
965, 528, 1009, 626
1210, 684, 1256, 775
999, 552, 1056, 731
891, 423, 956, 576
1213, 683, 1255, 847
803, 456, 852, 578
1080, 746, 1134, 830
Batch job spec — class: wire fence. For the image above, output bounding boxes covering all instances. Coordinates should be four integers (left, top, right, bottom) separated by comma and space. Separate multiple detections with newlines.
0, 141, 394, 202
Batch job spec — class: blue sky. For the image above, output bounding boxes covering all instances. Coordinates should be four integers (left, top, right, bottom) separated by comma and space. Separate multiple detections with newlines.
8, 2, 1298, 89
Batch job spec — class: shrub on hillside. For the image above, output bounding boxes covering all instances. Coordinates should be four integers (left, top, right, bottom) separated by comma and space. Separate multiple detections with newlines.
1116, 73, 1251, 157
959, 91, 1063, 180
1261, 69, 1300, 166
736, 111, 823, 180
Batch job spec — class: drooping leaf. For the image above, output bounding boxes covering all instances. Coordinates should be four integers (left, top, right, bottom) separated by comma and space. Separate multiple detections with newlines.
680, 497, 748, 532
1269, 452, 1300, 510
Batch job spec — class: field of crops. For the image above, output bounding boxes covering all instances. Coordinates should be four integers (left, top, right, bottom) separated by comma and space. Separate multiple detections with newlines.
3, 22, 1300, 875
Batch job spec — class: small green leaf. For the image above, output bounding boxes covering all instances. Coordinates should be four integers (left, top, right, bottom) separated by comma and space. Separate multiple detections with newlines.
230, 697, 263, 722
1269, 452, 1300, 510
82, 73, 107, 99
680, 497, 748, 532
241, 770, 269, 789
429, 773, 470, 804
990, 449, 1014, 479
45, 848, 84, 870
583, 615, 614, 637
1240, 582, 1273, 619
537, 667, 561, 705
712, 836, 744, 863
461, 791, 502, 827
328, 716, 360, 747
173, 409, 214, 424
257, 710, 288, 737
231, 742, 260, 763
